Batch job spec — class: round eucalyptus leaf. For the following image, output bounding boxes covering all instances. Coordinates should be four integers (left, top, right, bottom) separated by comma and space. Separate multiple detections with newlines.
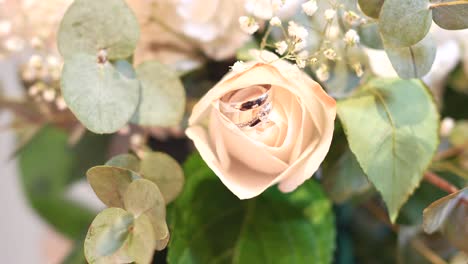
124, 179, 168, 241
84, 208, 134, 263
359, 22, 384, 49
58, 0, 140, 60
127, 214, 157, 264
61, 54, 140, 134
379, 0, 432, 47
358, 0, 385, 18
106, 153, 141, 173
432, 0, 468, 30
87, 166, 137, 208
337, 78, 439, 222
130, 61, 186, 127
140, 152, 185, 204
385, 34, 436, 79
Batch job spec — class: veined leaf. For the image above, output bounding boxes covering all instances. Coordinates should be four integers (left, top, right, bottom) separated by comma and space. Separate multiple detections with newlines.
432, 0, 468, 30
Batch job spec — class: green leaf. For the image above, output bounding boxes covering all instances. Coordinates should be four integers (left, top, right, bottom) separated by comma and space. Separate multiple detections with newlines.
130, 61, 186, 127
61, 54, 140, 134
57, 0, 140, 60
358, 0, 385, 18
423, 188, 468, 252
84, 208, 132, 263
105, 153, 140, 173
337, 78, 439, 222
432, 0, 468, 30
127, 214, 157, 264
379, 0, 432, 47
86, 166, 135, 208
95, 212, 134, 257
449, 120, 468, 146
140, 152, 185, 204
168, 154, 336, 264
124, 179, 169, 242
18, 126, 97, 238
359, 22, 384, 50
323, 148, 372, 204
385, 34, 436, 79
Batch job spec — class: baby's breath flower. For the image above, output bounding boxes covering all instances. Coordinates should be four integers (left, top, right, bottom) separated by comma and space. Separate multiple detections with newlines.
323, 48, 337, 60
28, 55, 43, 69
231, 61, 247, 73
440, 117, 455, 137
288, 21, 308, 42
270, 16, 282, 26
239, 16, 259, 35
316, 64, 329, 81
272, 0, 285, 12
302, 0, 318, 16
344, 11, 360, 25
56, 96, 68, 110
296, 58, 306, 68
309, 57, 318, 64
324, 9, 336, 20
352, 63, 364, 77
294, 40, 307, 52
344, 29, 360, 46
42, 88, 56, 102
275, 41, 288, 55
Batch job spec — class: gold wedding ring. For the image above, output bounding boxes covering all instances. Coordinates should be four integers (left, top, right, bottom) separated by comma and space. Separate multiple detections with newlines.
219, 84, 274, 130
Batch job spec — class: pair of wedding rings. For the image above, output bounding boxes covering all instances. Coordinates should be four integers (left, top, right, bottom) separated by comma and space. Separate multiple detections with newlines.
219, 84, 274, 130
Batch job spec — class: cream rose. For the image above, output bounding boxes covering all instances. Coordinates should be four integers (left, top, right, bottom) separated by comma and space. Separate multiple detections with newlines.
186, 51, 336, 199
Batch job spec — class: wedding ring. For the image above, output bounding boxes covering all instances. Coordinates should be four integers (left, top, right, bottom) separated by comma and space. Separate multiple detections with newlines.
219, 84, 274, 130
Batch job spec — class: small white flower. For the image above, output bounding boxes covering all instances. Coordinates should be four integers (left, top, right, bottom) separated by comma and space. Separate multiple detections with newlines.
302, 1, 318, 16
324, 9, 336, 20
239, 16, 259, 35
231, 61, 248, 73
344, 29, 360, 46
288, 21, 308, 41
271, 0, 285, 12
296, 58, 306, 68
316, 64, 329, 81
42, 89, 56, 102
28, 55, 43, 69
56, 97, 68, 111
275, 41, 288, 55
323, 48, 337, 60
352, 63, 364, 77
440, 117, 455, 137
344, 11, 360, 25
294, 40, 307, 52
270, 16, 282, 26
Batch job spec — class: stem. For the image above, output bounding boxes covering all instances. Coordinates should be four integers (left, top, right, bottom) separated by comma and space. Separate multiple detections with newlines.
423, 171, 459, 194
433, 142, 468, 161
363, 201, 399, 232
429, 0, 468, 9
410, 239, 447, 264
260, 25, 272, 50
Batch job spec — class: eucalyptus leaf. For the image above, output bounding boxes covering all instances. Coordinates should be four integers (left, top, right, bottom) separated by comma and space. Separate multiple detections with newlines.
379, 0, 432, 47
449, 120, 468, 146
84, 208, 134, 264
61, 54, 140, 134
432, 0, 468, 30
168, 154, 336, 263
105, 153, 140, 173
359, 22, 384, 50
58, 0, 140, 59
385, 34, 436, 79
124, 179, 169, 242
127, 214, 157, 264
130, 61, 186, 127
422, 188, 468, 251
358, 0, 385, 18
140, 152, 185, 204
87, 166, 136, 208
337, 78, 439, 222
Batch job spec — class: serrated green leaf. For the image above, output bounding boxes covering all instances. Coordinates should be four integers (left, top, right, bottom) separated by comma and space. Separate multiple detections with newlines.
337, 78, 439, 222
323, 148, 372, 204
124, 179, 169, 242
87, 166, 136, 208
385, 34, 436, 79
105, 153, 140, 173
379, 0, 432, 47
140, 152, 184, 204
423, 188, 468, 252
57, 0, 140, 60
432, 0, 468, 30
130, 61, 186, 127
168, 154, 336, 264
358, 0, 385, 18
61, 54, 140, 134
359, 22, 384, 50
